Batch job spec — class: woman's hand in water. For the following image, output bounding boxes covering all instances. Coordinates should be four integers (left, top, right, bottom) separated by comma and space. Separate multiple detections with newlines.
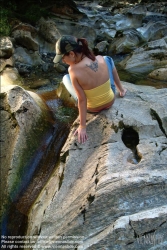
74, 126, 88, 144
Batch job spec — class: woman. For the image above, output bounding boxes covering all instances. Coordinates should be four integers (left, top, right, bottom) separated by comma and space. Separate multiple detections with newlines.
53, 35, 127, 144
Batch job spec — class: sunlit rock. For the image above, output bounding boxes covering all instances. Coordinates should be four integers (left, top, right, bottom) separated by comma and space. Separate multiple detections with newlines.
0, 57, 14, 72
148, 67, 167, 81
28, 82, 167, 249
1, 67, 23, 86
0, 37, 14, 58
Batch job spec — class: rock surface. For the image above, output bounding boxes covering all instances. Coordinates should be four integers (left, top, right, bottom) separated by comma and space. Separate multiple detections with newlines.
148, 67, 167, 81
28, 82, 167, 249
0, 85, 53, 221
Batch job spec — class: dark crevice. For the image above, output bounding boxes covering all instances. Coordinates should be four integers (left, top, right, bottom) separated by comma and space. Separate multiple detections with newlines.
159, 220, 167, 228
87, 194, 95, 204
126, 241, 134, 245
143, 229, 156, 235
60, 150, 69, 163
150, 108, 167, 138
81, 208, 86, 223
122, 127, 141, 164
129, 220, 138, 239
92, 164, 99, 178
158, 147, 167, 155
101, 140, 117, 145
58, 171, 64, 191
38, 226, 42, 235
92, 164, 99, 186
129, 218, 166, 243
95, 178, 99, 184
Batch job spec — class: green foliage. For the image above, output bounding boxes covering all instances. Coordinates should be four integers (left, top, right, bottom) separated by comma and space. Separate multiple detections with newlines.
0, 9, 10, 36
0, 8, 11, 36
20, 5, 48, 24
0, 1, 49, 36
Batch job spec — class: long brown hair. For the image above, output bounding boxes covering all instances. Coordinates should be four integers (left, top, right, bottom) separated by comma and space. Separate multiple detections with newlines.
74, 38, 96, 61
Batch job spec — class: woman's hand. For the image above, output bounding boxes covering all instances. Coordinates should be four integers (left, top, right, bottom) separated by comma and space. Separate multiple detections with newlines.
74, 126, 88, 144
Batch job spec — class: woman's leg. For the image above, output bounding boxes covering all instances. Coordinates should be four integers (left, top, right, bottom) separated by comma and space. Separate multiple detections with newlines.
62, 74, 78, 101
112, 68, 127, 97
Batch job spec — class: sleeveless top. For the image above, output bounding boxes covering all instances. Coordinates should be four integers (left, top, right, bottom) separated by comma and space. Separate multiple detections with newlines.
84, 79, 114, 109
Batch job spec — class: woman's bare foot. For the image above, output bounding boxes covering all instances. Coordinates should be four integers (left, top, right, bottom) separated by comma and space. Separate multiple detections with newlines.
120, 88, 127, 97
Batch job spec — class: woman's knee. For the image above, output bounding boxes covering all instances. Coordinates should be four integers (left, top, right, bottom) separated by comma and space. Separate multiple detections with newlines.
62, 74, 70, 85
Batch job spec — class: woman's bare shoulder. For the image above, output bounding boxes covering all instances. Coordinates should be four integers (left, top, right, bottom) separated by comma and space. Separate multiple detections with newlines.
96, 55, 104, 61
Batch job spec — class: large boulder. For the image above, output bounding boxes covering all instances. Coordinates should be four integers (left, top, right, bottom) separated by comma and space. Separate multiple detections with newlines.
0, 85, 53, 226
12, 30, 39, 51
13, 47, 44, 66
108, 29, 144, 54
119, 38, 167, 73
27, 82, 167, 249
137, 20, 167, 42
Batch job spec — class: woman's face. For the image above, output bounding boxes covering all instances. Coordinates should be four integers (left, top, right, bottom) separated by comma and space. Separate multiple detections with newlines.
62, 51, 76, 65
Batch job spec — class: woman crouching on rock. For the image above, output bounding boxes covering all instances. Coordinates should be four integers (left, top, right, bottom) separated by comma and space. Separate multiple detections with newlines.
53, 35, 127, 144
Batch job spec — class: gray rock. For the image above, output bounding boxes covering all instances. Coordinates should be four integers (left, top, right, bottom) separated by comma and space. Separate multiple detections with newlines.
37, 18, 61, 44
0, 57, 14, 72
137, 20, 167, 42
0, 37, 14, 58
1, 67, 23, 86
108, 29, 144, 54
148, 67, 167, 81
0, 85, 51, 217
28, 82, 167, 250
12, 30, 39, 51
119, 38, 167, 73
95, 41, 109, 53
13, 47, 44, 66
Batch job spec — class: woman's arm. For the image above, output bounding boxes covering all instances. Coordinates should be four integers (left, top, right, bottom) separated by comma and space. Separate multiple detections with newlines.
113, 67, 127, 97
69, 67, 88, 144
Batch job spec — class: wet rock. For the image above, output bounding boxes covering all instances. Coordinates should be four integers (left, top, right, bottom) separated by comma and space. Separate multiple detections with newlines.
126, 4, 147, 16
0, 85, 51, 222
115, 13, 144, 31
56, 82, 77, 107
28, 78, 51, 89
137, 20, 167, 42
